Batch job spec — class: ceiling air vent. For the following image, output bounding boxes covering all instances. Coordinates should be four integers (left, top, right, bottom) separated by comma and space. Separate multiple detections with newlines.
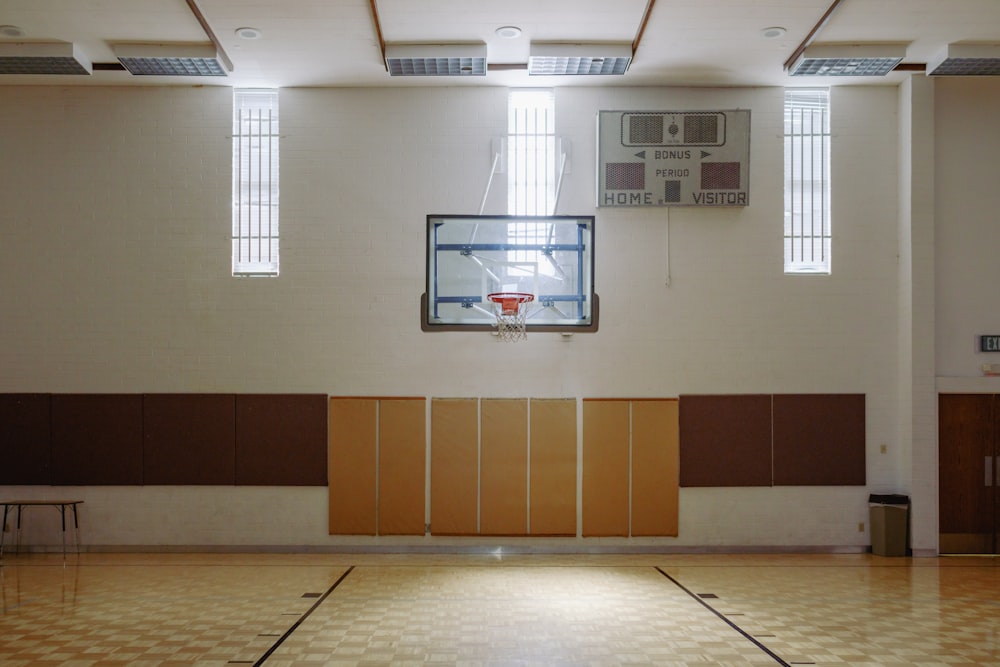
0, 42, 92, 75
528, 43, 632, 75
114, 44, 227, 76
385, 44, 487, 76
788, 44, 905, 76
927, 43, 1000, 76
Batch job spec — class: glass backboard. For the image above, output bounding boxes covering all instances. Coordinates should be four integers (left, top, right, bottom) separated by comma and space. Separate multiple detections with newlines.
423, 215, 597, 333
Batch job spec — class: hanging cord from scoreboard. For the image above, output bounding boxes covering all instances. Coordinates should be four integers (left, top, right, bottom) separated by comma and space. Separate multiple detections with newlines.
664, 206, 672, 288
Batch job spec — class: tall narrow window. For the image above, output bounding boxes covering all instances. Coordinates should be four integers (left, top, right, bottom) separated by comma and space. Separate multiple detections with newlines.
233, 89, 279, 276
507, 89, 557, 216
784, 88, 831, 274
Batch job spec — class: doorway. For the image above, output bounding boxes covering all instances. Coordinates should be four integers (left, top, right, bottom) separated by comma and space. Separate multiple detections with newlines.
938, 393, 999, 554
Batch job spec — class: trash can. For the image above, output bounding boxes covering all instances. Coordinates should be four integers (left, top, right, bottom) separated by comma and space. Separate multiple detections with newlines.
869, 493, 909, 556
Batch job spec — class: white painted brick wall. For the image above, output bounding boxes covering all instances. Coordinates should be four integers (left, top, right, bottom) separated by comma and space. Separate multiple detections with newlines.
0, 83, 924, 550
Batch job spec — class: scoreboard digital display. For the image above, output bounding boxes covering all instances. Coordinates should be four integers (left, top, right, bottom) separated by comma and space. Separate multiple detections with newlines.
597, 110, 751, 207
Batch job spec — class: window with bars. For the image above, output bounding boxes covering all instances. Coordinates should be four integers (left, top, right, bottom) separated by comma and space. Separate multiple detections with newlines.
506, 89, 561, 278
784, 88, 831, 274
507, 89, 557, 216
233, 89, 279, 276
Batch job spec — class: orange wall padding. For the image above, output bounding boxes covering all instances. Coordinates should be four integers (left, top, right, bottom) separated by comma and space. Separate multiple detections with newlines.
631, 399, 679, 537
328, 398, 377, 535
329, 396, 681, 539
582, 400, 630, 537
480, 399, 528, 535
529, 398, 577, 536
430, 398, 479, 535
378, 398, 426, 535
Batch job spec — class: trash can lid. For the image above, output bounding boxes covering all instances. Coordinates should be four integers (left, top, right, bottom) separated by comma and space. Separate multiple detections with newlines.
868, 493, 909, 505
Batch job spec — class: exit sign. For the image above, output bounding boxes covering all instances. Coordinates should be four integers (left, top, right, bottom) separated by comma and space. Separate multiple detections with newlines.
981, 335, 1000, 352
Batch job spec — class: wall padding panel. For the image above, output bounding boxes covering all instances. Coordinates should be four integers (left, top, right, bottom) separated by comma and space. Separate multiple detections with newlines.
480, 399, 528, 536
0, 394, 51, 485
430, 398, 479, 536
328, 398, 377, 535
378, 398, 426, 536
679, 394, 772, 487
235, 394, 328, 486
772, 394, 866, 486
529, 398, 577, 536
51, 394, 143, 485
143, 394, 236, 485
582, 400, 630, 537
631, 399, 679, 537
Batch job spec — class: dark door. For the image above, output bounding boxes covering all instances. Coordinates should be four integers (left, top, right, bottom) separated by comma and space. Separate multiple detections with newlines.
938, 394, 997, 554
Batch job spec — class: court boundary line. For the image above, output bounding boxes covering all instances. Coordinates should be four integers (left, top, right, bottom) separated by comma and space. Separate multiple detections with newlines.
254, 565, 355, 666
655, 566, 792, 667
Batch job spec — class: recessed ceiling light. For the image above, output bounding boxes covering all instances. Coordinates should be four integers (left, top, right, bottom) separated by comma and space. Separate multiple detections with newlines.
760, 27, 786, 39
788, 44, 905, 76
0, 25, 25, 38
528, 43, 632, 75
927, 43, 1000, 76
114, 43, 228, 76
0, 42, 92, 74
385, 43, 488, 76
235, 27, 262, 40
495, 26, 522, 39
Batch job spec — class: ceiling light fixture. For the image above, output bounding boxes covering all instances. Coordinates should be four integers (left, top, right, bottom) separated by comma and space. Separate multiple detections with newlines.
0, 25, 25, 38
0, 42, 92, 75
787, 44, 905, 76
760, 27, 787, 40
495, 26, 522, 39
927, 43, 1000, 76
114, 44, 227, 76
385, 43, 487, 76
528, 43, 632, 76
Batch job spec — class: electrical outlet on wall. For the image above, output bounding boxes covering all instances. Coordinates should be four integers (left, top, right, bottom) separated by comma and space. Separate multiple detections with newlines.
858, 522, 865, 532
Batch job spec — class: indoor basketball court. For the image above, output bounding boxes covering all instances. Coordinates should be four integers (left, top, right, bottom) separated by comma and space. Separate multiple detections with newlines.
5, 0, 1000, 664
1, 552, 997, 665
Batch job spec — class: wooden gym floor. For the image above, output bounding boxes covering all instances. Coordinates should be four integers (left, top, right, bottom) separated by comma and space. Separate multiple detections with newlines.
0, 552, 997, 666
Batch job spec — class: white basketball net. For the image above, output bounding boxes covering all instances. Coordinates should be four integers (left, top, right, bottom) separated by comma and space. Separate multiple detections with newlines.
489, 294, 533, 342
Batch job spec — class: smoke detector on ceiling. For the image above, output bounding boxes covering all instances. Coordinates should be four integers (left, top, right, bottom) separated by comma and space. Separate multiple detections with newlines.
235, 27, 262, 40
495, 26, 522, 39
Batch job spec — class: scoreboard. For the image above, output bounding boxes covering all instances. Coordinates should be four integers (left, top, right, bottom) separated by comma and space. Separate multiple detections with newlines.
597, 110, 751, 207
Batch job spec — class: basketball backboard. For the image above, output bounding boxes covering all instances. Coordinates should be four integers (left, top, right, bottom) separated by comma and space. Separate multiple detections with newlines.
423, 215, 597, 333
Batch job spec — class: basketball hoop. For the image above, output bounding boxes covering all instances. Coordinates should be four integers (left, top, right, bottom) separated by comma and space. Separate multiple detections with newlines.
487, 292, 534, 342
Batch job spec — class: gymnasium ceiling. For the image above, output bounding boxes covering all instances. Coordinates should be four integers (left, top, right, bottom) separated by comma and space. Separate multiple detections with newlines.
1, 0, 999, 88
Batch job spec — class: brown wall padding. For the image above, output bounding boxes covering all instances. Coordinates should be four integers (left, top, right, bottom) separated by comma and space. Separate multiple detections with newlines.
51, 394, 143, 485
329, 398, 377, 535
430, 398, 479, 535
143, 394, 236, 485
631, 400, 680, 536
235, 394, 328, 486
480, 399, 528, 536
0, 394, 52, 485
529, 398, 577, 536
772, 394, 866, 486
378, 398, 426, 535
582, 400, 629, 536
679, 394, 772, 487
